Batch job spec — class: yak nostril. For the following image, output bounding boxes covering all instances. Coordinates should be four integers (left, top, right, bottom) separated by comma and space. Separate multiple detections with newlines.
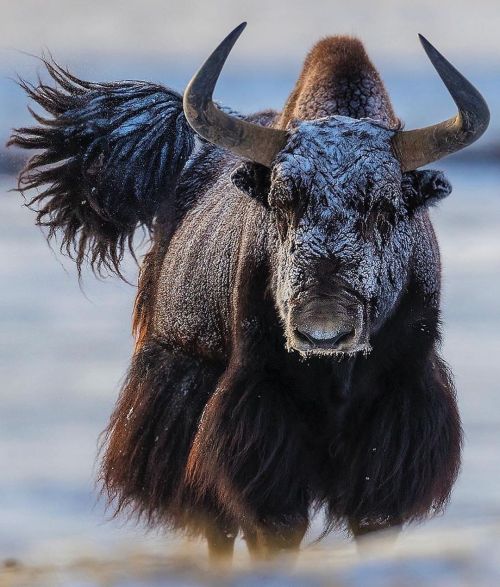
294, 328, 316, 346
329, 329, 353, 347
295, 327, 354, 349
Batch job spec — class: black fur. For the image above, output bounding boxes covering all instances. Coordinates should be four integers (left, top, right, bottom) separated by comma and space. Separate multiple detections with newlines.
322, 291, 461, 530
230, 161, 271, 204
9, 60, 195, 276
99, 339, 224, 533
403, 169, 452, 210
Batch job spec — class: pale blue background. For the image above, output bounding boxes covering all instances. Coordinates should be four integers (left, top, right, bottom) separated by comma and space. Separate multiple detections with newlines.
0, 0, 499, 565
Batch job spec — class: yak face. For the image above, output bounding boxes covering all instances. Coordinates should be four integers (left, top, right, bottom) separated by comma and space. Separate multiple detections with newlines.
271, 117, 405, 357
233, 116, 452, 357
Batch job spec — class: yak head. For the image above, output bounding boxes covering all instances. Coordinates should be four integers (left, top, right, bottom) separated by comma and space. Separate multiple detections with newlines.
233, 118, 452, 356
267, 118, 425, 356
183, 23, 489, 356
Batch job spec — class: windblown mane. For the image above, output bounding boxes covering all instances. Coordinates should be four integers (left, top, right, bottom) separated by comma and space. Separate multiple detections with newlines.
9, 60, 195, 276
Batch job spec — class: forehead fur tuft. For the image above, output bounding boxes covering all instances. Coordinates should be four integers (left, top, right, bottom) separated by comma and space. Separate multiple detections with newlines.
278, 36, 399, 129
274, 117, 402, 210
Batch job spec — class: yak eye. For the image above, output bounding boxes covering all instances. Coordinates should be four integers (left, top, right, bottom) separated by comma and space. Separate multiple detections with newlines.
272, 205, 293, 242
376, 204, 398, 236
363, 208, 379, 236
268, 181, 298, 211
361, 202, 396, 238
269, 182, 302, 241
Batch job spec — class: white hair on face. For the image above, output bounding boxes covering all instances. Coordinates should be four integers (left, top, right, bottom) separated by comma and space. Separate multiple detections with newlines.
271, 116, 423, 341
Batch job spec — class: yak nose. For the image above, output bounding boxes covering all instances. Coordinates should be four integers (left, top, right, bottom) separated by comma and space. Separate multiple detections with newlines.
295, 325, 355, 350
290, 296, 369, 355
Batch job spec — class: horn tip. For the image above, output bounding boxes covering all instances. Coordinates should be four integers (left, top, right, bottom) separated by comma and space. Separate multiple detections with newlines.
234, 21, 247, 35
417, 33, 435, 54
221, 22, 247, 49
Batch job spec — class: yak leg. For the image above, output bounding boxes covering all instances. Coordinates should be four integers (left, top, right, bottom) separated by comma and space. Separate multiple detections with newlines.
243, 518, 308, 562
205, 517, 239, 564
349, 517, 401, 549
187, 368, 310, 563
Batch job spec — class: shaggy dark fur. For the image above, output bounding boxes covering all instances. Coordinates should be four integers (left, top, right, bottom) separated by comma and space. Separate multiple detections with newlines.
10, 36, 462, 559
9, 60, 194, 276
99, 340, 224, 533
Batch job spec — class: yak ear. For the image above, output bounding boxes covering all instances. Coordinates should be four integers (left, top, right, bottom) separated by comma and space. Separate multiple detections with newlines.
403, 169, 452, 210
230, 161, 271, 204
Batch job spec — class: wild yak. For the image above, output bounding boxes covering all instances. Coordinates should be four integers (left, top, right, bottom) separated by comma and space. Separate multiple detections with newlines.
10, 23, 489, 561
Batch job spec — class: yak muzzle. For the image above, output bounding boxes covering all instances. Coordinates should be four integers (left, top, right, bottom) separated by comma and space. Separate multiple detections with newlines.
289, 298, 370, 355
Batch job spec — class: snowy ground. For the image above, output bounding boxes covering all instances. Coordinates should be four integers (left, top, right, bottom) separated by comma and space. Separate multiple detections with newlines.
1, 160, 499, 584
2, 523, 500, 586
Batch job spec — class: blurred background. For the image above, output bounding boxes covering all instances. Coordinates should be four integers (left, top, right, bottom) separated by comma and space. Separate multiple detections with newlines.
0, 1, 499, 585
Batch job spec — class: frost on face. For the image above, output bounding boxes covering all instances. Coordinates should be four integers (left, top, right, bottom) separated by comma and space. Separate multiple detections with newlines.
270, 116, 414, 333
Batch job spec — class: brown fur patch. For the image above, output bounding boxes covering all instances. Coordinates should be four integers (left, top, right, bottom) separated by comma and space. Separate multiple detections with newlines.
132, 204, 179, 353
132, 247, 159, 353
277, 36, 399, 128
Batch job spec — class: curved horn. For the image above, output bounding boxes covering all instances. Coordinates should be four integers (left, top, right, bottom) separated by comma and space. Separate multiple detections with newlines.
183, 23, 288, 167
393, 35, 490, 172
